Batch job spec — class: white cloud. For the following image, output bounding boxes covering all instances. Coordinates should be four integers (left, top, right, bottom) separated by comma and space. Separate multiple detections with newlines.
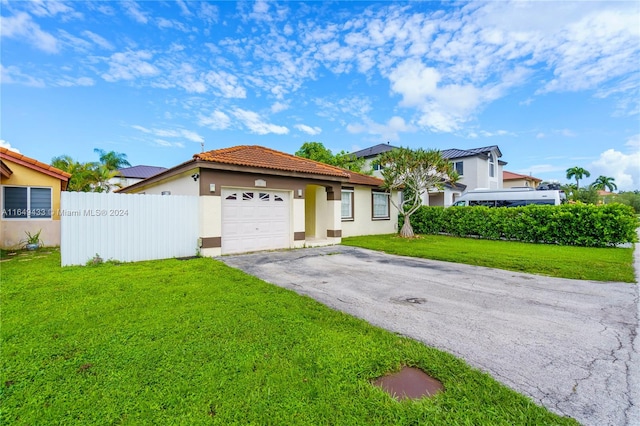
198, 110, 231, 130
0, 140, 20, 153
294, 124, 322, 136
27, 0, 82, 19
153, 139, 184, 148
175, 0, 192, 17
479, 130, 511, 137
347, 116, 415, 142
56, 76, 95, 87
536, 133, 546, 139
625, 134, 640, 149
101, 50, 160, 82
0, 65, 45, 87
590, 148, 640, 191
132, 125, 204, 143
205, 71, 246, 98
198, 3, 219, 24
231, 109, 289, 135
122, 1, 149, 24
271, 102, 289, 113
1, 12, 59, 53
82, 30, 114, 50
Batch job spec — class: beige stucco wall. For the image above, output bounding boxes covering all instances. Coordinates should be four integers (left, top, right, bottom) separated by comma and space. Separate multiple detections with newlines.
127, 170, 200, 196
341, 187, 398, 237
504, 178, 538, 189
1, 159, 65, 248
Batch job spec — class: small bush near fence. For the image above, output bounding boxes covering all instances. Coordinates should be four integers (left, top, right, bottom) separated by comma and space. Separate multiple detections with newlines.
401, 203, 638, 247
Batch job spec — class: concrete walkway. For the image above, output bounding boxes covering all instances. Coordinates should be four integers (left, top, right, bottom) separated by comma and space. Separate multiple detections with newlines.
222, 241, 639, 426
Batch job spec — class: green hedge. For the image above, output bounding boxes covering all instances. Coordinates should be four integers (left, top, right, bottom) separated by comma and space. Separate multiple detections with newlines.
401, 203, 638, 247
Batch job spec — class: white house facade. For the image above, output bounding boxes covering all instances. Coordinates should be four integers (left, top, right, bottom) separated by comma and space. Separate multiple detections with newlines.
119, 145, 399, 257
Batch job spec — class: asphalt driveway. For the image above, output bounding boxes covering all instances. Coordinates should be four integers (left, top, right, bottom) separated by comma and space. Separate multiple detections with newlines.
221, 245, 639, 426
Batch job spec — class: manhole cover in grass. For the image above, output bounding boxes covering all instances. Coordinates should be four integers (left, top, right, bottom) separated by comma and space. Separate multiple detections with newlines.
373, 366, 444, 400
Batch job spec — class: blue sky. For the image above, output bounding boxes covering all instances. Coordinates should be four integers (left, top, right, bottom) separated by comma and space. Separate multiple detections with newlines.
1, 0, 639, 190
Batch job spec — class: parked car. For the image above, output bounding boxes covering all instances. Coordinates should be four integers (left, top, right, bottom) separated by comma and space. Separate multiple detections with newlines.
452, 188, 566, 207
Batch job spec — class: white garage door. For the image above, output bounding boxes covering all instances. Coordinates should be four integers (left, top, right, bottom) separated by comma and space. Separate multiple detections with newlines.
221, 188, 291, 255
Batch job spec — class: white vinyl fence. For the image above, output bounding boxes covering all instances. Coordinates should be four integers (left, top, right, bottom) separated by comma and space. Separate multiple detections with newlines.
61, 192, 199, 266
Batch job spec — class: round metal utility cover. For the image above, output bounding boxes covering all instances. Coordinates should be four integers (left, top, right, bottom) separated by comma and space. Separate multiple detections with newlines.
372, 366, 444, 400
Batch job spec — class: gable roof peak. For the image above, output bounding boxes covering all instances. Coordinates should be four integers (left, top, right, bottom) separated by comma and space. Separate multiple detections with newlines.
194, 145, 350, 178
351, 143, 399, 158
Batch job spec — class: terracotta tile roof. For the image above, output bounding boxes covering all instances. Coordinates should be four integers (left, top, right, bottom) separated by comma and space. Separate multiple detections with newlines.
0, 147, 71, 181
503, 170, 542, 182
346, 171, 385, 187
194, 145, 350, 178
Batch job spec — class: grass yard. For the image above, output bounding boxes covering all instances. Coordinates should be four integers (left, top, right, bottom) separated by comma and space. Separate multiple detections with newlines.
0, 249, 578, 425
342, 234, 636, 283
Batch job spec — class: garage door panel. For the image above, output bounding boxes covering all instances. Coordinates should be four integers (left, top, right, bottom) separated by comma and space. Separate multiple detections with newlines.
222, 189, 291, 255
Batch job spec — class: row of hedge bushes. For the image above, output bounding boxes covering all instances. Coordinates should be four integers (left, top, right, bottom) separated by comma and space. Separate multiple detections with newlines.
400, 203, 638, 247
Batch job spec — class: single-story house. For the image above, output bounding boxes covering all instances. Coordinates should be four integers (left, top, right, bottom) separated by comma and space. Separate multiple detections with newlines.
503, 171, 542, 189
352, 143, 505, 206
119, 145, 399, 256
0, 147, 71, 248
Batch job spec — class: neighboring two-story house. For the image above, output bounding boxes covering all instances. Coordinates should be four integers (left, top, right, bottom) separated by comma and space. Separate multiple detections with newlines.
351, 143, 506, 207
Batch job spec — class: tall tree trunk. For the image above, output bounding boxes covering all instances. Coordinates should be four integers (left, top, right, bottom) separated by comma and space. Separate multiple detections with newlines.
399, 215, 415, 238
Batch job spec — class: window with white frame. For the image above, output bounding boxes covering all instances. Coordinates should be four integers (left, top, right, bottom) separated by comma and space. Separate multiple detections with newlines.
453, 161, 464, 176
488, 153, 495, 178
372, 191, 390, 219
341, 188, 354, 220
2, 186, 52, 219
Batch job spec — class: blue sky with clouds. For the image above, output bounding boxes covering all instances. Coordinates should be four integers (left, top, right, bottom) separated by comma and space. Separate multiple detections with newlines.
1, 1, 639, 190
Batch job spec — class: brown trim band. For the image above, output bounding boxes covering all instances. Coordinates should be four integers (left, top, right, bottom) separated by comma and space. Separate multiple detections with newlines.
200, 237, 221, 248
294, 231, 305, 241
326, 189, 340, 201
327, 229, 342, 238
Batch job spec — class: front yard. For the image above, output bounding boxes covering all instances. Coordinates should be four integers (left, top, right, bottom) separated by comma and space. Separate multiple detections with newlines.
342, 234, 636, 282
1, 249, 577, 425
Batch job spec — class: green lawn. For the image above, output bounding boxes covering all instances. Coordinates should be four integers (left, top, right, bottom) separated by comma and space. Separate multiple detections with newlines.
342, 234, 636, 283
1, 249, 577, 425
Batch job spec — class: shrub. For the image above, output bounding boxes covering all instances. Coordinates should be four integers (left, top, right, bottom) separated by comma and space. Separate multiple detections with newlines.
400, 203, 637, 247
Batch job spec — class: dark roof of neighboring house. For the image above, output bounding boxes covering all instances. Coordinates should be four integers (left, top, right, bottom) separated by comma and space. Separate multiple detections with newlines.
353, 144, 508, 165
0, 147, 71, 190
351, 143, 399, 159
117, 165, 168, 179
441, 145, 503, 160
503, 170, 542, 182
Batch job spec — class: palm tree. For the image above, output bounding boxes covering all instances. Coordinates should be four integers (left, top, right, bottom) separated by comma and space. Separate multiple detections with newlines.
591, 175, 617, 192
566, 166, 591, 189
52, 156, 96, 192
93, 149, 131, 171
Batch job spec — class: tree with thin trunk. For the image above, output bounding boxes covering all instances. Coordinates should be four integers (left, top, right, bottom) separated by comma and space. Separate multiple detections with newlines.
566, 166, 590, 189
52, 152, 122, 193
590, 175, 617, 192
93, 149, 131, 171
52, 155, 99, 192
378, 147, 458, 238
